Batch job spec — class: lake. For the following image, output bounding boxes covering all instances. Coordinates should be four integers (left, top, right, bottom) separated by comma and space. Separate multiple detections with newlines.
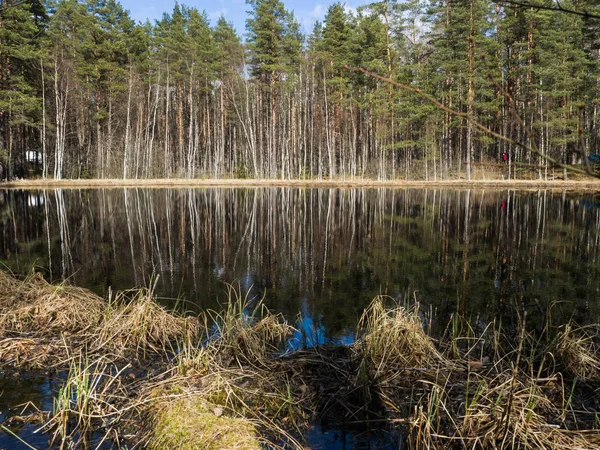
1, 187, 600, 448
2, 187, 599, 332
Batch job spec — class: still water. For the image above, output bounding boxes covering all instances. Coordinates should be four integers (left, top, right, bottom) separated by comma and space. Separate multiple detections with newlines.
2, 188, 599, 332
1, 187, 600, 447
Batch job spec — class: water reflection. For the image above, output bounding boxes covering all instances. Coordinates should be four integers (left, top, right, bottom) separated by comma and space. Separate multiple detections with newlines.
0, 375, 59, 449
1, 188, 599, 337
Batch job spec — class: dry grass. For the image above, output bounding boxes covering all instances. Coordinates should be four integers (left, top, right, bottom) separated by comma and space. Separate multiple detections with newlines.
171, 288, 303, 448
2, 271, 599, 449
4, 177, 600, 191
0, 271, 104, 334
455, 373, 595, 450
356, 297, 600, 450
358, 296, 447, 373
0, 270, 106, 368
556, 324, 600, 382
0, 271, 199, 368
200, 285, 294, 367
97, 288, 200, 357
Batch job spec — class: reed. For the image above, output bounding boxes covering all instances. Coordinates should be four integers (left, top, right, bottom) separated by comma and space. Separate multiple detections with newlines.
44, 353, 132, 448
1, 270, 599, 449
97, 287, 200, 357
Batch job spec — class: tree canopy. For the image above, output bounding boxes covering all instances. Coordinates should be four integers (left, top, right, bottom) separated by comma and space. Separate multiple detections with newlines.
0, 0, 598, 181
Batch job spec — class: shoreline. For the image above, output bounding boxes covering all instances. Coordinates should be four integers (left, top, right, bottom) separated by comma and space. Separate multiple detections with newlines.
3, 177, 600, 190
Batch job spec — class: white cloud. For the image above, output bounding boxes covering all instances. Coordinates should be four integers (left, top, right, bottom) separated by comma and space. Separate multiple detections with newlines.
311, 4, 324, 21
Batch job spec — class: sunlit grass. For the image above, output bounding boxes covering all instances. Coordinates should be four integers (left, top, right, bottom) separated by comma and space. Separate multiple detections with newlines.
1, 270, 599, 449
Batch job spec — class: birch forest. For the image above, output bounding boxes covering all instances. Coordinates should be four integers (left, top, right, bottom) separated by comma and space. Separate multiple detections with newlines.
1, 0, 599, 180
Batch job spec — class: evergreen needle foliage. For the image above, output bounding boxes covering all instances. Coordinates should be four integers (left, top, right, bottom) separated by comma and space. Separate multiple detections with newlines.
0, 0, 599, 181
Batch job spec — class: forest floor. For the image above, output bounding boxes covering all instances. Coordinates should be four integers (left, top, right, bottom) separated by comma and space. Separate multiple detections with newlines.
1, 270, 599, 449
4, 177, 600, 190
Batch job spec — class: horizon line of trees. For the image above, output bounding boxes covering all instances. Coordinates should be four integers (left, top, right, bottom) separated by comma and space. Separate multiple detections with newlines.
0, 0, 599, 181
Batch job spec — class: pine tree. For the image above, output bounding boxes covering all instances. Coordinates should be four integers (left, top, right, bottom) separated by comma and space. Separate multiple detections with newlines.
521, 1, 588, 176
246, 0, 300, 80
425, 0, 500, 179
85, 0, 134, 178
319, 3, 354, 177
322, 3, 352, 72
578, 0, 600, 160
0, 0, 42, 178
185, 7, 217, 176
214, 17, 242, 71
353, 8, 390, 178
214, 16, 244, 175
246, 0, 302, 176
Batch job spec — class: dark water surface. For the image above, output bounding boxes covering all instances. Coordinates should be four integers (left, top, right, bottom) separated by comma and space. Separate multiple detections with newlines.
1, 187, 600, 447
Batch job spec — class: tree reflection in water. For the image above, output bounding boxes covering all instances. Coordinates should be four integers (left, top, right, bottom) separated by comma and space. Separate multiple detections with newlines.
1, 187, 599, 339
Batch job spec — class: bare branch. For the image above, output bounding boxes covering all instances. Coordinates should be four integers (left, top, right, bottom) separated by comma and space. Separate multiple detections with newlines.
344, 65, 598, 179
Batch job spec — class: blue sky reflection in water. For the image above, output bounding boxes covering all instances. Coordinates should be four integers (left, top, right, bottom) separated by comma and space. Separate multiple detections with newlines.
288, 298, 355, 352
0, 376, 60, 449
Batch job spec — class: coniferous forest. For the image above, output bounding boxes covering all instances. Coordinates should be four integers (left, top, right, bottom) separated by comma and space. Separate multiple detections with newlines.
0, 0, 599, 181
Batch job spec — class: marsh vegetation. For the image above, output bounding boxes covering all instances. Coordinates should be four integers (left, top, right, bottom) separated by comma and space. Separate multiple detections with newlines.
1, 270, 599, 449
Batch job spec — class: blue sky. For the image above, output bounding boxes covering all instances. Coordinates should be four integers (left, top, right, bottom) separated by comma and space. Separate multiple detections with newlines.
119, 0, 361, 37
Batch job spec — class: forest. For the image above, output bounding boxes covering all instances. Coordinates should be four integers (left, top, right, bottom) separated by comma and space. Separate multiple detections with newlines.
0, 0, 599, 181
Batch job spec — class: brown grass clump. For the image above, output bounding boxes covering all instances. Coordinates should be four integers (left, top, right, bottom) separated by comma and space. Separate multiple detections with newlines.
556, 324, 600, 382
0, 269, 36, 309
200, 286, 294, 367
358, 296, 446, 373
97, 289, 200, 357
406, 365, 600, 450
207, 311, 294, 367
0, 271, 106, 368
456, 373, 593, 450
0, 271, 104, 335
172, 291, 301, 443
0, 271, 200, 369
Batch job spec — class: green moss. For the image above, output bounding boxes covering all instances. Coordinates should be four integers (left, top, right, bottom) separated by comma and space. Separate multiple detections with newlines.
150, 396, 261, 450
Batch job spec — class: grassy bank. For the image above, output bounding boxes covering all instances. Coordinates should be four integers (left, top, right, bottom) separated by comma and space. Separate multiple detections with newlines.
1, 270, 599, 449
3, 177, 600, 191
